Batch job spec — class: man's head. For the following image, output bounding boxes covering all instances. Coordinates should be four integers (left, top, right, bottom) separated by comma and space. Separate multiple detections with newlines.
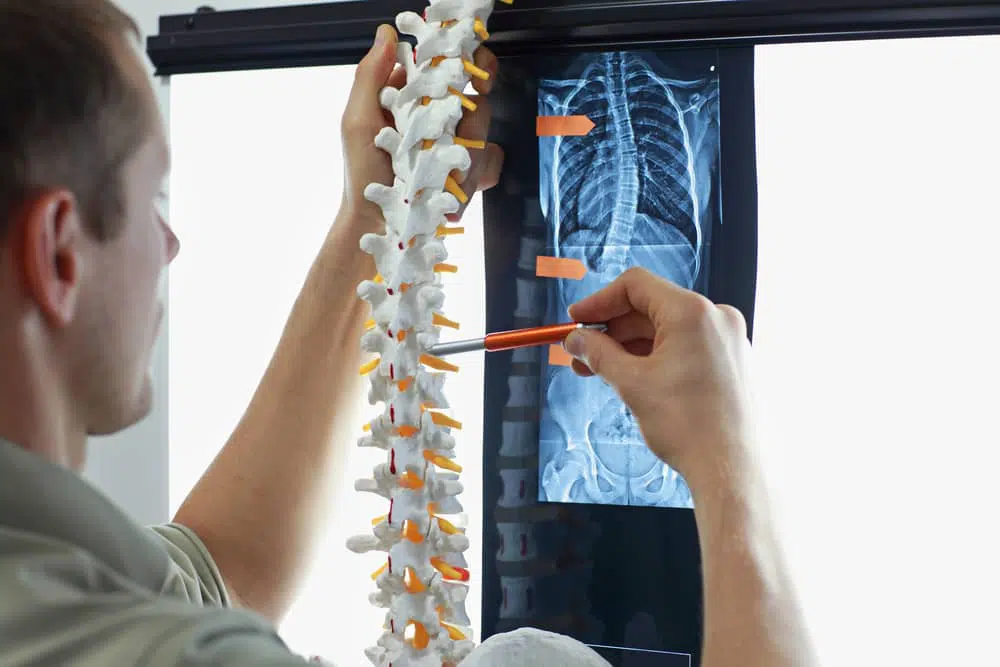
0, 0, 179, 455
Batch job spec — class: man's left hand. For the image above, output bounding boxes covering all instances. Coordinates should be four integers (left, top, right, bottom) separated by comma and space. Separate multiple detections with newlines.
339, 23, 504, 231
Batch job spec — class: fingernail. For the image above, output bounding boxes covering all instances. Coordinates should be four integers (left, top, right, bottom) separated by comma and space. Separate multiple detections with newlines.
374, 24, 391, 48
564, 331, 586, 360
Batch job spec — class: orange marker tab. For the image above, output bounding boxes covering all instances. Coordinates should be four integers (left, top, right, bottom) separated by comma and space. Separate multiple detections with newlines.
536, 115, 595, 137
549, 344, 574, 367
536, 256, 587, 280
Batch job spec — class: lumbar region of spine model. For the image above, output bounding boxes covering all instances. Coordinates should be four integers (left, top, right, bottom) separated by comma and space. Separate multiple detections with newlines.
347, 1, 507, 666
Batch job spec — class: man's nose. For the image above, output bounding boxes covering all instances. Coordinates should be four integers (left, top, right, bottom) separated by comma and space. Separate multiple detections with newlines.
163, 219, 180, 263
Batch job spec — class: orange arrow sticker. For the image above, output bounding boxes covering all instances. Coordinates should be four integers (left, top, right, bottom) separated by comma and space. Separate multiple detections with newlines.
536, 256, 587, 280
536, 115, 595, 137
548, 345, 574, 368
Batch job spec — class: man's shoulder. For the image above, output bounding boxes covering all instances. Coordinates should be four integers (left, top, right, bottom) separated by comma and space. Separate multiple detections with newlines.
0, 524, 304, 666
150, 522, 232, 608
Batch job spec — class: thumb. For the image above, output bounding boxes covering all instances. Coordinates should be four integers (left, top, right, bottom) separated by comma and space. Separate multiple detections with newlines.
564, 329, 636, 390
350, 24, 398, 101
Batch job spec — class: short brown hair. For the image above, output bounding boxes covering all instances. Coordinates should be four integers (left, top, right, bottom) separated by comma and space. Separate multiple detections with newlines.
0, 0, 152, 242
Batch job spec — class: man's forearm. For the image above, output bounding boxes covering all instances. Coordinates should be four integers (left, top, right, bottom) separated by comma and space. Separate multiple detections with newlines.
173, 212, 376, 623
692, 457, 819, 667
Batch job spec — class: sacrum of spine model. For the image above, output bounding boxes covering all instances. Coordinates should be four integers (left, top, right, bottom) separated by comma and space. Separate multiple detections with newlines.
347, 2, 502, 666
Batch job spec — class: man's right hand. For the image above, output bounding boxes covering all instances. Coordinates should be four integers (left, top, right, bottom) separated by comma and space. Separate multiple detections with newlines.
564, 267, 755, 489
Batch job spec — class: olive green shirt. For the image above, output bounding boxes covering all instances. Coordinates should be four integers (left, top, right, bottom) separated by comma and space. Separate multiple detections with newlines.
0, 438, 316, 666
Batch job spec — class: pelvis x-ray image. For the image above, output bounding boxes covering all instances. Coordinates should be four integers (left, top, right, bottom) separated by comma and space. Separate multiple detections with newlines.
537, 50, 722, 507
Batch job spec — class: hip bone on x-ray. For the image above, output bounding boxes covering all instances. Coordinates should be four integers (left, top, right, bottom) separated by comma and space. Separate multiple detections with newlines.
536, 50, 722, 508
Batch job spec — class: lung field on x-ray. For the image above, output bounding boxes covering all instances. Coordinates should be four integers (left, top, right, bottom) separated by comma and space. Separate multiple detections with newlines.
537, 50, 721, 508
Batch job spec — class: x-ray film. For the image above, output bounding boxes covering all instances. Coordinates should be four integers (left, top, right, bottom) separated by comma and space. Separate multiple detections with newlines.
536, 50, 722, 508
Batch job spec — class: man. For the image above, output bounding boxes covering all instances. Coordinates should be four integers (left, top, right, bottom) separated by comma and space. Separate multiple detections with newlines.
0, 1, 817, 666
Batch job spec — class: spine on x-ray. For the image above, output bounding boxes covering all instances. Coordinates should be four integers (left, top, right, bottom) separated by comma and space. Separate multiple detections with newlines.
347, 2, 505, 665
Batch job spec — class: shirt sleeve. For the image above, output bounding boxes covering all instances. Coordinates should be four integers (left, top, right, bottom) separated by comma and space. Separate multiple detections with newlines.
149, 522, 231, 608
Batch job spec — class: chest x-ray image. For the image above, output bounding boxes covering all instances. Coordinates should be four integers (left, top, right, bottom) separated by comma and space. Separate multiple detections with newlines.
537, 50, 722, 507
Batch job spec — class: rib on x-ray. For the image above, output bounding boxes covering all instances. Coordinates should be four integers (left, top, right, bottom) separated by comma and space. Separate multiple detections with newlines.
536, 51, 721, 507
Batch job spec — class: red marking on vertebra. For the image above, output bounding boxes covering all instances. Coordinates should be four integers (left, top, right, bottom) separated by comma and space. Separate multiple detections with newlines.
398, 242, 404, 250
521, 534, 528, 556
390, 449, 396, 474
387, 556, 393, 573
519, 480, 526, 498
390, 405, 396, 423
387, 288, 394, 296
390, 619, 395, 633
390, 364, 395, 380
388, 499, 394, 524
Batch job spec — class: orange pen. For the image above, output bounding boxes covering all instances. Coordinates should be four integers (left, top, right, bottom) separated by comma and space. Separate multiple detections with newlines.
426, 322, 607, 357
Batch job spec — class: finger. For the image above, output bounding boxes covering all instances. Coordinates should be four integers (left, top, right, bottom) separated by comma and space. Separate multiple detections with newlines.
563, 328, 639, 393
475, 142, 503, 191
448, 95, 495, 210
603, 311, 656, 344
386, 63, 407, 91
346, 25, 397, 112
717, 304, 748, 339
455, 94, 491, 149
470, 46, 498, 95
622, 338, 655, 357
569, 338, 651, 378
342, 25, 398, 136
568, 267, 686, 330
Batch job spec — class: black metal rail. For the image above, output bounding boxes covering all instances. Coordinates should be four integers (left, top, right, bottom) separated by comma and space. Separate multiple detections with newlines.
148, 0, 1000, 75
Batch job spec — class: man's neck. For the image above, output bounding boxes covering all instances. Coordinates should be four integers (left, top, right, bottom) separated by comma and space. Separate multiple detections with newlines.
0, 324, 86, 471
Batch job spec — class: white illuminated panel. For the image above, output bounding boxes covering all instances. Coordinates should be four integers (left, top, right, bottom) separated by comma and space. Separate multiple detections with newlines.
753, 35, 1000, 667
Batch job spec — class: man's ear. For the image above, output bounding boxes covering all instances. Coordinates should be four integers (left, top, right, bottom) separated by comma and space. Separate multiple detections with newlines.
14, 190, 85, 328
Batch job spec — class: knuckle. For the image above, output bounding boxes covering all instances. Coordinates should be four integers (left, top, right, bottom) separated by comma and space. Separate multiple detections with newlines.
341, 110, 375, 137
681, 292, 715, 327
623, 266, 647, 280
717, 304, 747, 335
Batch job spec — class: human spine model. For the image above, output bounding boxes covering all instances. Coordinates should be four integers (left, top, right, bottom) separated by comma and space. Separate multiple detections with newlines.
347, 2, 505, 666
